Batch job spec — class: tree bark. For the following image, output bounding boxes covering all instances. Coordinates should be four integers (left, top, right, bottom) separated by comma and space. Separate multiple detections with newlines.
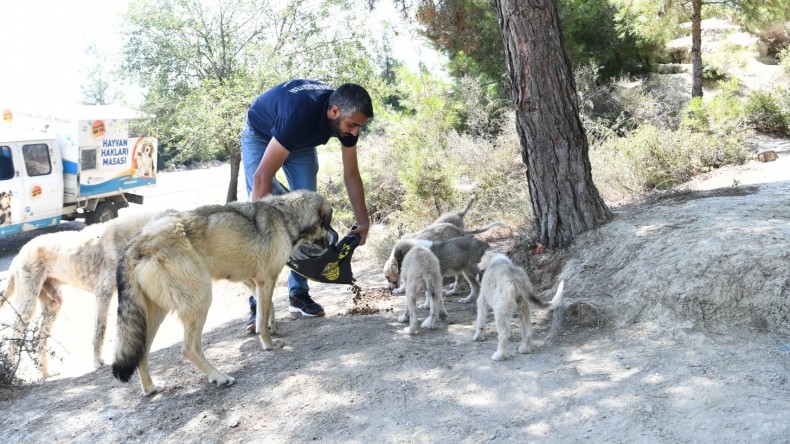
226, 149, 241, 203
690, 0, 703, 98
494, 0, 611, 248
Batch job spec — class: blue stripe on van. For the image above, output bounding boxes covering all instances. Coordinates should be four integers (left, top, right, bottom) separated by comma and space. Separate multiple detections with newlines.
0, 216, 62, 237
79, 176, 155, 195
63, 160, 79, 174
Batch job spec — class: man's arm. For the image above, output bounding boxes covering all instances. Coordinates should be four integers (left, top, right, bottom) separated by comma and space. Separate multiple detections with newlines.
251, 138, 290, 201
341, 145, 370, 245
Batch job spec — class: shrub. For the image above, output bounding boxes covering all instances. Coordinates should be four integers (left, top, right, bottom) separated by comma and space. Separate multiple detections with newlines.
0, 282, 54, 386
680, 78, 746, 135
744, 89, 789, 134
591, 122, 749, 195
780, 45, 790, 75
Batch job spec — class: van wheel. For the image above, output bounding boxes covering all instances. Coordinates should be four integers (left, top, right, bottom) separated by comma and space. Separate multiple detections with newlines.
87, 202, 118, 225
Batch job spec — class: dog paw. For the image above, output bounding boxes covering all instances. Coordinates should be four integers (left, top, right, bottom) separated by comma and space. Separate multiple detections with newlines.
445, 288, 459, 296
397, 314, 408, 323
392, 287, 405, 295
94, 359, 105, 370
491, 351, 508, 361
403, 326, 417, 335
41, 370, 61, 379
472, 332, 484, 342
260, 337, 285, 351
209, 374, 236, 387
421, 316, 436, 330
458, 295, 474, 304
418, 302, 430, 310
143, 384, 164, 396
518, 345, 532, 354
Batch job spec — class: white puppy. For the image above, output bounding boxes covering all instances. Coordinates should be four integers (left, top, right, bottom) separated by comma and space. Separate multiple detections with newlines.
397, 245, 447, 335
473, 252, 564, 361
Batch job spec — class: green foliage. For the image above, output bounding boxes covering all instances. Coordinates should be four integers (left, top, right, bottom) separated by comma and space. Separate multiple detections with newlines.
579, 69, 749, 200
726, 0, 790, 32
410, 0, 666, 137
593, 123, 748, 192
681, 78, 746, 134
559, 0, 658, 77
744, 88, 789, 134
319, 66, 528, 234
369, 68, 462, 227
609, 0, 681, 47
122, 0, 378, 170
415, 0, 505, 94
780, 45, 790, 75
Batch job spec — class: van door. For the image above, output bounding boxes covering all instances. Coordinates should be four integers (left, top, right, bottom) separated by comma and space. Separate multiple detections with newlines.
19, 140, 64, 227
0, 143, 25, 235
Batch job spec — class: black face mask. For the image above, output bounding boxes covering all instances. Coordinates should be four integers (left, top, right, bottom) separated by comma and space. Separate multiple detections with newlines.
338, 134, 358, 147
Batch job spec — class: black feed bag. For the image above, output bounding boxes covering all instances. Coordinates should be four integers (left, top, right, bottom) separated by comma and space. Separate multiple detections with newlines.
286, 227, 360, 284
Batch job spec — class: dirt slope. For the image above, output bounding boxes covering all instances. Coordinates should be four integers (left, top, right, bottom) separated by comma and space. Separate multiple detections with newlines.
0, 137, 788, 444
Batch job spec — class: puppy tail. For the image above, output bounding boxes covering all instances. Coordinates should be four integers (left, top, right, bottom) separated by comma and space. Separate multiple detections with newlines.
527, 280, 565, 311
460, 195, 477, 217
464, 221, 506, 235
111, 253, 147, 383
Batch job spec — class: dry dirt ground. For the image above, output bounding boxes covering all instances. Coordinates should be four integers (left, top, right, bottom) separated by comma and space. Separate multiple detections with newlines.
0, 135, 789, 443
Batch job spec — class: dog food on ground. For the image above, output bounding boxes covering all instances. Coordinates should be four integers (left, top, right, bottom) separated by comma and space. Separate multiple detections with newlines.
345, 283, 393, 315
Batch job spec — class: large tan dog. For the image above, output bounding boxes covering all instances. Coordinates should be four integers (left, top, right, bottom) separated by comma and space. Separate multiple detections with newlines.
111, 191, 333, 395
473, 252, 565, 361
1, 211, 169, 377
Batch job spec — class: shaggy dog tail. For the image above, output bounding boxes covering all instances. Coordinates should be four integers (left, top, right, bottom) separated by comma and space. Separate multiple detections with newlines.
526, 280, 565, 310
111, 253, 148, 383
0, 272, 14, 308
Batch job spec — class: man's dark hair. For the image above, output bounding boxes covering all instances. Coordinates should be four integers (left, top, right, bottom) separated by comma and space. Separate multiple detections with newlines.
329, 84, 374, 119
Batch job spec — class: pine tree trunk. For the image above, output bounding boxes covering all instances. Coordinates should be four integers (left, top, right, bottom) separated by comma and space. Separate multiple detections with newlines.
494, 0, 611, 248
691, 0, 703, 98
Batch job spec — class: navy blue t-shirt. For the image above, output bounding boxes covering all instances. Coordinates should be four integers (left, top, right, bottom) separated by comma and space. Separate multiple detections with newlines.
246, 79, 334, 152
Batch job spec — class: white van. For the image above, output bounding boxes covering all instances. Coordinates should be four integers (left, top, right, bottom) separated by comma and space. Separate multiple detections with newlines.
0, 105, 157, 237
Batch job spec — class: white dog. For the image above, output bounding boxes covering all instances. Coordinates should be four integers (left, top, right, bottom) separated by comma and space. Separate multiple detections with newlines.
1, 211, 169, 376
473, 252, 565, 361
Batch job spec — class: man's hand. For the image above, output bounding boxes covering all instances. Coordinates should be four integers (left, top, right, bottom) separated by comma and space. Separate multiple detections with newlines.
348, 223, 369, 246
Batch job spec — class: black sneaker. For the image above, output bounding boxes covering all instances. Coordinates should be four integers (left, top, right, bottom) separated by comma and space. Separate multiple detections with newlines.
246, 296, 257, 334
288, 292, 325, 317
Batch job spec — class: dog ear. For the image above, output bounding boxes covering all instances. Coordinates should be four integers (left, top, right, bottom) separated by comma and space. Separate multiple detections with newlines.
393, 245, 406, 270
315, 194, 332, 231
319, 201, 332, 231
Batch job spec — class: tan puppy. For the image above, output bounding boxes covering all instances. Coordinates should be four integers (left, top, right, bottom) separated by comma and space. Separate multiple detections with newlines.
473, 252, 565, 361
385, 236, 490, 303
431, 196, 476, 229
385, 221, 505, 296
397, 246, 448, 335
